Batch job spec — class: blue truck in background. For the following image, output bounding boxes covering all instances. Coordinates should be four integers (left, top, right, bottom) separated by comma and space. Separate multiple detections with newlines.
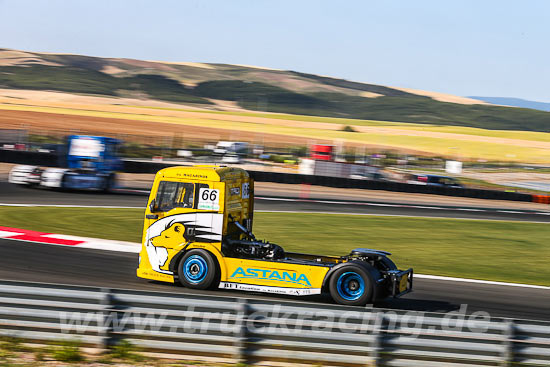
9, 135, 122, 192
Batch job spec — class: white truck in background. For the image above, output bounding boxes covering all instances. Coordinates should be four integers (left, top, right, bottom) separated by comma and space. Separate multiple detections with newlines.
213, 141, 249, 163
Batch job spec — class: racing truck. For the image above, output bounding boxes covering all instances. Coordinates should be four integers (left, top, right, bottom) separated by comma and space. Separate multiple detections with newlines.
9, 135, 122, 191
137, 165, 412, 306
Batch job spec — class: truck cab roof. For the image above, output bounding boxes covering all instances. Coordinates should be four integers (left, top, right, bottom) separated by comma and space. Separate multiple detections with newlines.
156, 165, 250, 182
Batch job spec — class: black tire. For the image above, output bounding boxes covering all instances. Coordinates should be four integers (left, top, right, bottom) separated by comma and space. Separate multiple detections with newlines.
329, 262, 375, 306
60, 174, 69, 190
28, 168, 43, 187
102, 174, 115, 193
177, 249, 218, 290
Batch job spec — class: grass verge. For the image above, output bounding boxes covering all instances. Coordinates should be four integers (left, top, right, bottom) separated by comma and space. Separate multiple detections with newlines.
0, 336, 222, 366
1, 207, 549, 286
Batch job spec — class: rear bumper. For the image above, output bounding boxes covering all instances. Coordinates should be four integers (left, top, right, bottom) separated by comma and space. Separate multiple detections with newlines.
389, 268, 413, 297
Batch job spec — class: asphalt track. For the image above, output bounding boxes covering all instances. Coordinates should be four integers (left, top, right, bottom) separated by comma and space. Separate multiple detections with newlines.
1, 181, 549, 321
1, 238, 549, 321
0, 181, 549, 222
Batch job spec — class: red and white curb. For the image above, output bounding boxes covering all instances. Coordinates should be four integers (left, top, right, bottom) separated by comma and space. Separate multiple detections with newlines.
1, 225, 548, 291
0, 226, 139, 253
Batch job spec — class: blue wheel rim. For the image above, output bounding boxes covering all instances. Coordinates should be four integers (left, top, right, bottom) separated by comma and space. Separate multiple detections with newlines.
336, 271, 365, 301
183, 255, 208, 284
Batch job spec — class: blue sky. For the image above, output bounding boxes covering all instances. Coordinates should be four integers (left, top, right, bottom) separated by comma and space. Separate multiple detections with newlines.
0, 0, 548, 102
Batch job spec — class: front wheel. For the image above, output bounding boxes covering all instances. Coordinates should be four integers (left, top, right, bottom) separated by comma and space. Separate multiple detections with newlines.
329, 263, 374, 306
177, 249, 218, 290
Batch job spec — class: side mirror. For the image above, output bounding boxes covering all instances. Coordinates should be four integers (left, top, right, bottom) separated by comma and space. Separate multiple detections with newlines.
185, 227, 196, 240
149, 199, 157, 213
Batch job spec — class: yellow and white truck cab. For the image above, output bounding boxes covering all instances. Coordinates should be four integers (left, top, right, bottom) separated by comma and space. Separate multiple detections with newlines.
137, 165, 412, 306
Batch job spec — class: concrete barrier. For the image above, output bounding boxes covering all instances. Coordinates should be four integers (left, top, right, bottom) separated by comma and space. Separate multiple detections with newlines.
0, 150, 537, 203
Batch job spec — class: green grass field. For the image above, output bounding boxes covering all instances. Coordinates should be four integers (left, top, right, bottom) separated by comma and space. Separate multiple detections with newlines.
137, 107, 550, 141
1, 103, 549, 163
1, 206, 549, 286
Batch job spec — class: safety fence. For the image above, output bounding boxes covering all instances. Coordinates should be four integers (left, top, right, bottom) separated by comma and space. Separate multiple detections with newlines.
120, 159, 540, 203
0, 149, 546, 204
0, 279, 549, 366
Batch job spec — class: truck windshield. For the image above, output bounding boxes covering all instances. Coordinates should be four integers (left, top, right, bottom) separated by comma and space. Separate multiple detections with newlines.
155, 181, 195, 211
68, 137, 104, 158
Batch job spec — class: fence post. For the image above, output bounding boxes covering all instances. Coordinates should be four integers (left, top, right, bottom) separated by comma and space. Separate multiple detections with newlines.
372, 314, 387, 367
98, 288, 115, 352
234, 299, 250, 364
501, 320, 516, 367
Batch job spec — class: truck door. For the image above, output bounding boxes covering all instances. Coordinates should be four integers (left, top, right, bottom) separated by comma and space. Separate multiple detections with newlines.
143, 180, 197, 274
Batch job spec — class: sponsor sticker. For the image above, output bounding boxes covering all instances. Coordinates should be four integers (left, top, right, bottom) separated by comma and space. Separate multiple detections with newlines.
399, 274, 409, 293
229, 267, 312, 286
219, 282, 321, 296
242, 182, 250, 199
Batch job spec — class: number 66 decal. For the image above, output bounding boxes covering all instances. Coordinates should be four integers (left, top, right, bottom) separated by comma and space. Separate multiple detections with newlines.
198, 188, 220, 210
201, 189, 218, 202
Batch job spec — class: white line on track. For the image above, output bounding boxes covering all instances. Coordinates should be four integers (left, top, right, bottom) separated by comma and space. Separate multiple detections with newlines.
255, 210, 550, 223
1, 203, 548, 222
359, 203, 401, 207
414, 274, 550, 290
113, 188, 149, 194
256, 196, 401, 207
0, 203, 142, 209
408, 205, 445, 210
255, 196, 550, 216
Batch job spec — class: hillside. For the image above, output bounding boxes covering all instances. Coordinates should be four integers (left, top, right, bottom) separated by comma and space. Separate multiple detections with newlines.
1, 48, 549, 132
469, 96, 550, 112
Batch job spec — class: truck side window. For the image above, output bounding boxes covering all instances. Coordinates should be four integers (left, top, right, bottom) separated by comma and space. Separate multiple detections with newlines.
176, 183, 195, 208
155, 181, 195, 211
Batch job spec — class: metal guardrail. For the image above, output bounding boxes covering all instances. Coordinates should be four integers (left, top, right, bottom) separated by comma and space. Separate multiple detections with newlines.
1, 280, 549, 366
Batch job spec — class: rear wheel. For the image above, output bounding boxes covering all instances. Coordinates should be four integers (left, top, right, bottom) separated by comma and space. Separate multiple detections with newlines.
177, 249, 218, 290
28, 168, 43, 187
329, 263, 374, 306
102, 174, 115, 193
